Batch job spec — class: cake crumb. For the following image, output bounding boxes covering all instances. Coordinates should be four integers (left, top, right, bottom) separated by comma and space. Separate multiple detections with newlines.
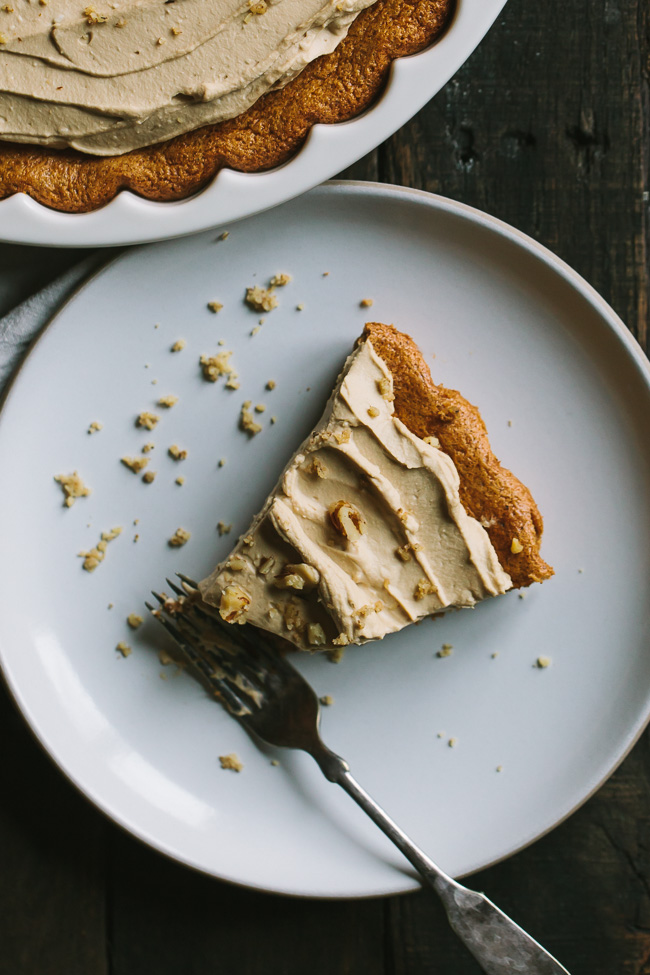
510, 538, 524, 554
437, 644, 453, 658
491, 651, 499, 659
270, 416, 277, 424
78, 526, 122, 572
360, 298, 374, 308
448, 737, 458, 748
169, 527, 191, 547
496, 765, 503, 773
218, 458, 226, 467
158, 649, 174, 666
116, 641, 131, 657
133, 534, 139, 542
437, 732, 444, 739
269, 272, 292, 287
207, 301, 223, 313
55, 471, 91, 507
168, 444, 187, 461
218, 231, 229, 241
507, 419, 513, 427
319, 695, 334, 706
245, 285, 278, 312
328, 645, 346, 664
296, 303, 304, 311
171, 339, 186, 352
536, 656, 552, 669
376, 377, 394, 401
108, 603, 114, 609
127, 613, 143, 629
219, 753, 243, 772
254, 403, 266, 413
414, 578, 436, 601
200, 349, 238, 386
217, 521, 232, 536
142, 442, 155, 454
367, 406, 380, 419
175, 476, 185, 486
157, 395, 178, 408
266, 379, 276, 390
323, 271, 330, 277
88, 421, 103, 435
136, 411, 159, 430
518, 592, 527, 600
142, 470, 156, 484
240, 401, 263, 436
270, 759, 279, 767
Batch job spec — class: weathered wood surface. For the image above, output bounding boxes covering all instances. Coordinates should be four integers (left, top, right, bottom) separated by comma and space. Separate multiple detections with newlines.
0, 0, 648, 972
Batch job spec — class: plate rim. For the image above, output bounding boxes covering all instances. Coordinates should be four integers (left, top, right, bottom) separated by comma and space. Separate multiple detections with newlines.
1, 180, 649, 899
0, 0, 509, 248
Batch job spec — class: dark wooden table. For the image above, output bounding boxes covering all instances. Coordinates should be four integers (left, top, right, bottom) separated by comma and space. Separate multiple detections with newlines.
1, 0, 648, 972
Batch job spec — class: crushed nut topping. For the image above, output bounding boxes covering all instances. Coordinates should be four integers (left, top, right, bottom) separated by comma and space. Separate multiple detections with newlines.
228, 555, 247, 571
269, 272, 291, 287
308, 623, 327, 647
257, 555, 275, 576
116, 641, 131, 657
254, 403, 266, 413
437, 644, 453, 658
308, 456, 328, 479
55, 471, 91, 507
332, 633, 350, 647
329, 501, 366, 542
245, 285, 278, 312
142, 442, 155, 454
127, 613, 143, 629
78, 526, 122, 572
396, 544, 411, 562
423, 435, 440, 448
367, 406, 380, 418
319, 694, 334, 706
200, 349, 238, 386
266, 380, 276, 390
142, 471, 156, 484
121, 456, 149, 474
360, 298, 374, 308
510, 538, 524, 554
83, 6, 107, 24
220, 585, 250, 623
168, 444, 187, 461
283, 600, 305, 634
171, 339, 186, 352
240, 401, 263, 436
88, 421, 103, 435
217, 521, 232, 535
377, 377, 395, 401
175, 476, 185, 486
168, 527, 191, 547
207, 301, 223, 313
219, 753, 243, 772
275, 563, 320, 591
536, 656, 552, 669
414, 578, 436, 600
333, 427, 351, 445
157, 395, 178, 408
136, 411, 159, 430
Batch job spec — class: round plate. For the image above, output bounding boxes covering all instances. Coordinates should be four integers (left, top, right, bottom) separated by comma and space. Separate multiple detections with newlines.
0, 0, 507, 248
1, 182, 649, 898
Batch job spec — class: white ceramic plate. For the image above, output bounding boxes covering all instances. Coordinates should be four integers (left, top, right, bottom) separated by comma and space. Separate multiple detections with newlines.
0, 0, 507, 248
1, 182, 649, 898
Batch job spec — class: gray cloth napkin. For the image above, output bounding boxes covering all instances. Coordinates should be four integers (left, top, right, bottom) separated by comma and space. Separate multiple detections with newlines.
0, 254, 108, 391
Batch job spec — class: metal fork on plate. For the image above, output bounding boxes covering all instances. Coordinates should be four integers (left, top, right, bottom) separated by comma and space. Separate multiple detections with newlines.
148, 576, 570, 975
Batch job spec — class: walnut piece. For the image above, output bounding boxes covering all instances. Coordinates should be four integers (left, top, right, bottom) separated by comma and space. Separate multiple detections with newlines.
219, 585, 251, 624
127, 613, 143, 629
200, 349, 238, 386
78, 526, 122, 572
219, 753, 243, 772
168, 444, 187, 461
245, 286, 278, 312
275, 563, 320, 591
240, 401, 263, 436
168, 527, 191, 547
329, 501, 366, 543
157, 395, 178, 408
308, 623, 327, 647
121, 456, 149, 474
136, 411, 159, 430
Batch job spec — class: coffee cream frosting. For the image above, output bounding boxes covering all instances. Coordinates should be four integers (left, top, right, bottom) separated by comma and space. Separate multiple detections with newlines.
199, 338, 512, 651
0, 0, 378, 155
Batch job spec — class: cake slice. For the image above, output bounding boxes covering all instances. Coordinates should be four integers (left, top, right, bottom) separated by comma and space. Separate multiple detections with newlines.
199, 324, 553, 651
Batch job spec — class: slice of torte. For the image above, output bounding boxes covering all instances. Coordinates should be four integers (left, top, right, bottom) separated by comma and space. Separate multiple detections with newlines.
199, 323, 553, 651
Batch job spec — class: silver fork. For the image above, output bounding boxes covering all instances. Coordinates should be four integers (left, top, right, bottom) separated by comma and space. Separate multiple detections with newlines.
148, 575, 570, 975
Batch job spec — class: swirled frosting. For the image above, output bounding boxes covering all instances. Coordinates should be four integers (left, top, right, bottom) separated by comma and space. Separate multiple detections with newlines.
0, 0, 377, 155
200, 338, 512, 651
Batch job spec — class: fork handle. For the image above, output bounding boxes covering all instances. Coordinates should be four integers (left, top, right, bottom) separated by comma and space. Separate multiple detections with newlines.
311, 746, 569, 975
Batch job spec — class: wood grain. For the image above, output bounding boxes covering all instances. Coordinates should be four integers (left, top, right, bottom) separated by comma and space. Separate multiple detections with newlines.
0, 0, 647, 971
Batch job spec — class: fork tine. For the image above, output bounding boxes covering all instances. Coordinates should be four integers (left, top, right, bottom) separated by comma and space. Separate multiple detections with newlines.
177, 572, 199, 590
165, 577, 186, 598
